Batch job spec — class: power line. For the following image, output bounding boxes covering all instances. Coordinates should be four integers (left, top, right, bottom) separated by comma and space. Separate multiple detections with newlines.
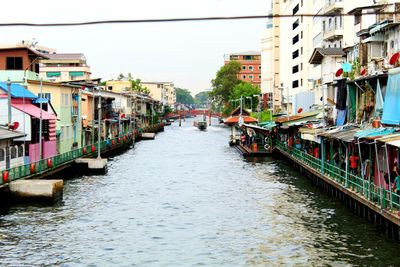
0, 12, 396, 27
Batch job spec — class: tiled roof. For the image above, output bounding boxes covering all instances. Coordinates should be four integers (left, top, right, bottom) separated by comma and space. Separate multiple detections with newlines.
309, 48, 345, 64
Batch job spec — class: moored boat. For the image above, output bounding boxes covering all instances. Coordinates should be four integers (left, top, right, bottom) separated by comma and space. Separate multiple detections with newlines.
194, 121, 207, 131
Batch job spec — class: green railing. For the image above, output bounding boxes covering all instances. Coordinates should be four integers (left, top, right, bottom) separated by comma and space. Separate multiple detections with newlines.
0, 131, 138, 186
277, 141, 400, 211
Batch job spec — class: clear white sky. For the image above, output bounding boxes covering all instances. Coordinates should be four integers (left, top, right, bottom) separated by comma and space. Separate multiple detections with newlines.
1, 0, 269, 95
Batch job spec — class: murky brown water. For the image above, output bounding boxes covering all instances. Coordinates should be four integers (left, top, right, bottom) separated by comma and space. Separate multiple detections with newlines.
0, 118, 398, 266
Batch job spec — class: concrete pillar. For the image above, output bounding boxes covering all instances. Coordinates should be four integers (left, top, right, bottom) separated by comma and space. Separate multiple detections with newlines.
9, 180, 63, 203
75, 158, 108, 175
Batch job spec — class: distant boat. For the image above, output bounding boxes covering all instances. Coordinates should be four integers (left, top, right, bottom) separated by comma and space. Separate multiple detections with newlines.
194, 121, 207, 131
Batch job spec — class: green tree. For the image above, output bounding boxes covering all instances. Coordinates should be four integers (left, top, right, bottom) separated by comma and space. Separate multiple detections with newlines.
130, 78, 150, 94
175, 88, 195, 104
227, 82, 261, 113
209, 61, 241, 106
194, 91, 209, 106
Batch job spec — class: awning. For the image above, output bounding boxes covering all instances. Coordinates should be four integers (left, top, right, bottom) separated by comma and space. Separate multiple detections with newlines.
12, 103, 56, 120
382, 68, 400, 125
362, 33, 384, 43
318, 126, 360, 142
299, 127, 324, 135
376, 134, 400, 148
224, 116, 257, 126
301, 133, 321, 144
333, 128, 360, 142
354, 128, 397, 139
0, 127, 25, 140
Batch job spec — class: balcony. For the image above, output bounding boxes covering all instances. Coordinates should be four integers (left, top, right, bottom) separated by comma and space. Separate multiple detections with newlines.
323, 0, 343, 15
323, 28, 344, 41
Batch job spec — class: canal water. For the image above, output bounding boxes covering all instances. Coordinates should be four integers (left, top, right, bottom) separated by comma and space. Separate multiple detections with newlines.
0, 118, 399, 266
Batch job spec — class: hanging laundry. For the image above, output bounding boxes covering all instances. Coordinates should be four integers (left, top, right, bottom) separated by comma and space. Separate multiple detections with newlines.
374, 79, 384, 119
336, 79, 347, 110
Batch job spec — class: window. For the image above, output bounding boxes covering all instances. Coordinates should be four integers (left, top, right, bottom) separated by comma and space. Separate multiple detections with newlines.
242, 75, 246, 79
249, 66, 254, 71
46, 72, 61, 78
292, 50, 299, 59
301, 79, 303, 87
370, 43, 382, 58
293, 4, 299, 15
244, 55, 252, 60
301, 31, 303, 39
258, 75, 261, 79
292, 80, 299, 88
259, 66, 261, 70
38, 93, 51, 101
69, 71, 84, 77
355, 14, 361, 25
0, 149, 4, 161
293, 35, 299, 45
301, 47, 303, 55
10, 147, 16, 159
6, 57, 23, 70
249, 75, 253, 80
292, 19, 299, 30
17, 146, 23, 158
107, 86, 113, 91
242, 66, 246, 70
301, 63, 303, 70
292, 65, 299, 74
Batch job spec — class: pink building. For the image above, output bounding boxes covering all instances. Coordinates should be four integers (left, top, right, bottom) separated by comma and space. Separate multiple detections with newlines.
0, 82, 57, 163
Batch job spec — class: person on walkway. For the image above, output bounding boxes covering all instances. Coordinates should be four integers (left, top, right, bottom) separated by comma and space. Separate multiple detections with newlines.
392, 169, 400, 208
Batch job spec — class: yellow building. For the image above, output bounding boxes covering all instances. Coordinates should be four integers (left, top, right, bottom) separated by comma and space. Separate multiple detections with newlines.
27, 80, 82, 154
140, 82, 176, 107
105, 80, 132, 93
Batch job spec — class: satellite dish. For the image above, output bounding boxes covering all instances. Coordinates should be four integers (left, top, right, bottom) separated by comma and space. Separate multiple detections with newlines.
335, 68, 344, 77
389, 52, 400, 65
9, 122, 19, 130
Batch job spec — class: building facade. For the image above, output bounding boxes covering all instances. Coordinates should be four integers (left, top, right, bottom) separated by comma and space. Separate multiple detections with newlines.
140, 82, 176, 107
40, 53, 91, 82
224, 51, 261, 87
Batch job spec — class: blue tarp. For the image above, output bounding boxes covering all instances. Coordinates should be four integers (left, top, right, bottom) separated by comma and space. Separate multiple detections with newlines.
354, 128, 396, 139
382, 70, 400, 125
0, 82, 37, 99
336, 109, 347, 126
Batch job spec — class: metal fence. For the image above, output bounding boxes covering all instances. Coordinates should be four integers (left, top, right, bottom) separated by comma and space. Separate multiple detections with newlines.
277, 141, 400, 211
0, 123, 163, 186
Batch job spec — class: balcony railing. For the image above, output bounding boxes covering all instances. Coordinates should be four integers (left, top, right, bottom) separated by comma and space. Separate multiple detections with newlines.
323, 28, 344, 40
323, 0, 343, 14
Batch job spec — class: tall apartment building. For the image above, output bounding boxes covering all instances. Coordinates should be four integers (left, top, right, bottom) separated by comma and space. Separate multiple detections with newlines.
40, 53, 92, 82
261, 0, 282, 112
277, 0, 317, 114
224, 51, 261, 87
140, 82, 176, 107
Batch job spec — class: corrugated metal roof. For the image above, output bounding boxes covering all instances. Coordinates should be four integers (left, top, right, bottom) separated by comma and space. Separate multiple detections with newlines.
354, 128, 396, 139
309, 48, 345, 64
46, 53, 85, 60
12, 103, 56, 120
0, 82, 37, 99
0, 127, 25, 140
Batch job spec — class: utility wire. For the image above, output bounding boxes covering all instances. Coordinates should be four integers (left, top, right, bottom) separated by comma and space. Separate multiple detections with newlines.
0, 12, 396, 27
